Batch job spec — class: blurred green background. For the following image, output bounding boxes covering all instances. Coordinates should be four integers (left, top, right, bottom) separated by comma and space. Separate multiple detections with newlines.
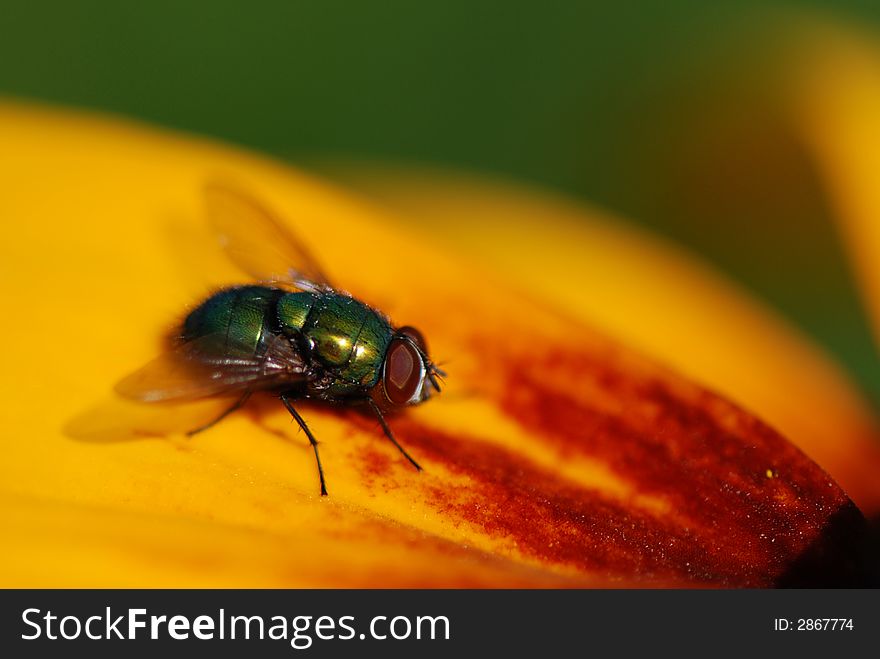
2, 0, 879, 403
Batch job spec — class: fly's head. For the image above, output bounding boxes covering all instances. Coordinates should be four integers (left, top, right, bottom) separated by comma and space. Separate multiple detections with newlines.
371, 325, 444, 410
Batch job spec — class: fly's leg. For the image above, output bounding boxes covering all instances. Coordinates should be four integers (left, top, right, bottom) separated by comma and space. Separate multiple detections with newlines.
280, 394, 328, 496
186, 392, 252, 437
367, 398, 423, 472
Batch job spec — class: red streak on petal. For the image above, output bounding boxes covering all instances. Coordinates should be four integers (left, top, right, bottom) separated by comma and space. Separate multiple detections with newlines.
359, 337, 866, 586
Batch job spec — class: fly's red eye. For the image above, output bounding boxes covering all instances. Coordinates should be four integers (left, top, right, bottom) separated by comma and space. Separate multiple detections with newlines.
397, 325, 428, 355
384, 338, 423, 405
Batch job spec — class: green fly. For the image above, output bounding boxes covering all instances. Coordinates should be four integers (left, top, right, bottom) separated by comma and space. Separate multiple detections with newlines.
116, 183, 444, 495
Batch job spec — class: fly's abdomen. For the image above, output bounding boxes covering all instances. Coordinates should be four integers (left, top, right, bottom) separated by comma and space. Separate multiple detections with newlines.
182, 285, 283, 358
277, 292, 318, 335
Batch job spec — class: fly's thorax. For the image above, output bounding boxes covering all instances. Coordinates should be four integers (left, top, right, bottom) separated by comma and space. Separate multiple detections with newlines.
343, 311, 393, 387
294, 292, 393, 396
304, 294, 364, 366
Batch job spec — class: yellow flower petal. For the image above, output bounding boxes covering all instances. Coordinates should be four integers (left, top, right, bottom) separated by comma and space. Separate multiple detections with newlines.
0, 101, 868, 587
323, 165, 880, 514
791, 23, 880, 363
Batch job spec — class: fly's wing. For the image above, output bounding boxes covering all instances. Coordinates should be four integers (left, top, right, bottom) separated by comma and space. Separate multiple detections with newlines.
205, 182, 332, 290
115, 333, 307, 403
